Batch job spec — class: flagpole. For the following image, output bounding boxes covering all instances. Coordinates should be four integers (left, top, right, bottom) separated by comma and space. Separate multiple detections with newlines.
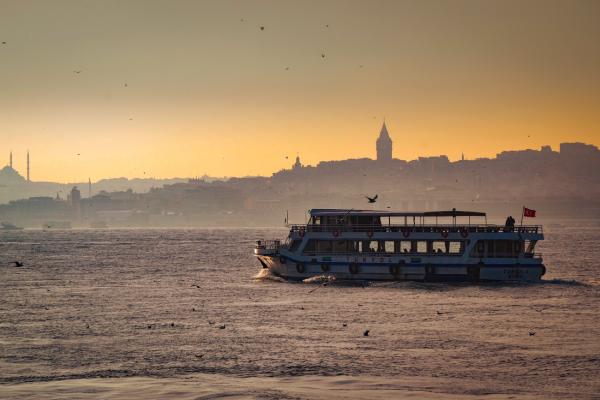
520, 206, 524, 226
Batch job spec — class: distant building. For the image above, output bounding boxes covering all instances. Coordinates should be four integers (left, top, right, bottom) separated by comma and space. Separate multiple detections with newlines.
70, 186, 81, 206
376, 122, 393, 161
560, 142, 599, 157
292, 155, 303, 170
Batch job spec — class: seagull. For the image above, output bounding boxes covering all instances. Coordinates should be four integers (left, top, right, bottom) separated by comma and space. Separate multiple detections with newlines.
366, 194, 378, 203
12, 261, 24, 267
363, 330, 370, 337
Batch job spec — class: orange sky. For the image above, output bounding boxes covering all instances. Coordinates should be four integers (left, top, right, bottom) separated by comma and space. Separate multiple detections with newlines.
1, 0, 599, 182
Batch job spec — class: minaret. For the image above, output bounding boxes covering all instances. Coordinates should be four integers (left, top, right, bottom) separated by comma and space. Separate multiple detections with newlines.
26, 150, 30, 181
9, 151, 12, 168
376, 121, 393, 161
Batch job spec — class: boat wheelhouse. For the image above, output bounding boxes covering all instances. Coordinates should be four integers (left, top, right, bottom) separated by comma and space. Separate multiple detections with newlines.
254, 209, 545, 282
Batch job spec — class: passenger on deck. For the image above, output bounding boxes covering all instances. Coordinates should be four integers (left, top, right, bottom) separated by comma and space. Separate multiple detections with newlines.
505, 216, 515, 232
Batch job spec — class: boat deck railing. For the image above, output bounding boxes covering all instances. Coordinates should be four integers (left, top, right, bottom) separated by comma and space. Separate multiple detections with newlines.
289, 224, 542, 234
255, 240, 282, 251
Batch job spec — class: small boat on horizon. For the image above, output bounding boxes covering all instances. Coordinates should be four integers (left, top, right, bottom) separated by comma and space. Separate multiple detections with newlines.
254, 208, 546, 282
1, 222, 24, 230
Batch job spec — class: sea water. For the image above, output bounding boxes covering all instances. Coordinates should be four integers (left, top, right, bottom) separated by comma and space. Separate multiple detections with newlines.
1, 227, 599, 399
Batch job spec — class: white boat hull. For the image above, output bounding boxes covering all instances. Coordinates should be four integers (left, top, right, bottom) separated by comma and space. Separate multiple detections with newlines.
256, 255, 545, 282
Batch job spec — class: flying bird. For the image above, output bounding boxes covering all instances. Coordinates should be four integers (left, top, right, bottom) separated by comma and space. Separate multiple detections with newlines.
12, 261, 24, 267
321, 53, 326, 58
260, 26, 265, 31
529, 331, 536, 336
366, 194, 378, 203
363, 330, 370, 337
285, 67, 290, 70
1, 41, 6, 45
73, 70, 81, 74
124, 83, 128, 87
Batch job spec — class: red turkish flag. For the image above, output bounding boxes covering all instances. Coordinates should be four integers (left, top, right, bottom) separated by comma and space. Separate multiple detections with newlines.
523, 207, 536, 217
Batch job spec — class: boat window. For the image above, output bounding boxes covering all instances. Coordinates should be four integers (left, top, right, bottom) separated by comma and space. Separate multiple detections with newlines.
303, 240, 316, 253
332, 240, 347, 253
448, 241, 462, 254
416, 241, 427, 253
385, 241, 395, 253
289, 239, 302, 252
400, 241, 411, 253
432, 241, 447, 254
317, 240, 333, 253
471, 240, 521, 258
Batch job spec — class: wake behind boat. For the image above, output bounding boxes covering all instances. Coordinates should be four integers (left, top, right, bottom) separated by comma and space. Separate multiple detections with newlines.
254, 208, 545, 282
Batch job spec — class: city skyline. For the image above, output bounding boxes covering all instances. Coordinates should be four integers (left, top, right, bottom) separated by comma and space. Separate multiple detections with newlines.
2, 0, 600, 182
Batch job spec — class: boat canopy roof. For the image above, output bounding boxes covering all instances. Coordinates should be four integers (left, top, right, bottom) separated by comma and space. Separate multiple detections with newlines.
309, 209, 486, 218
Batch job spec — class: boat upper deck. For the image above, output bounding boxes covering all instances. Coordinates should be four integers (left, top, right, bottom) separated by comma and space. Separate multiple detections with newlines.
290, 208, 542, 234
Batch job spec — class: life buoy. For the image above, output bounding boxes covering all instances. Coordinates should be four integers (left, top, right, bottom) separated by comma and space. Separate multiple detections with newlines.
366, 230, 374, 238
441, 229, 449, 238
332, 230, 340, 238
460, 228, 469, 238
321, 264, 330, 272
349, 263, 359, 274
401, 227, 411, 238
296, 263, 305, 273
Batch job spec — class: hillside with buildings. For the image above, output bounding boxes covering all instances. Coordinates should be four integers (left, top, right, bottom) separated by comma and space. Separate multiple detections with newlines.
2, 124, 600, 227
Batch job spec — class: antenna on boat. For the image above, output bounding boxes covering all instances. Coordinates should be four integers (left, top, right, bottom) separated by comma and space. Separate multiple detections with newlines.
284, 210, 289, 226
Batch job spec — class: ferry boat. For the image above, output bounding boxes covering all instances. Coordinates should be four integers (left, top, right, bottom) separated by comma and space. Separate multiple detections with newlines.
254, 209, 545, 282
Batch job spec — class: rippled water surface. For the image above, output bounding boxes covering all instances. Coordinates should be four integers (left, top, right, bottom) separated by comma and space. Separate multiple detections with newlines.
1, 227, 599, 399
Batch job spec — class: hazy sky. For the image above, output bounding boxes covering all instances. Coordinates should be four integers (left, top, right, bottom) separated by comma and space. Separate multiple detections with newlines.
1, 0, 599, 182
